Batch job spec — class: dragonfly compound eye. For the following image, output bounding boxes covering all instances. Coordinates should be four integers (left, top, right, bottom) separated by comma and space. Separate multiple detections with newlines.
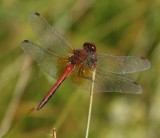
83, 42, 96, 52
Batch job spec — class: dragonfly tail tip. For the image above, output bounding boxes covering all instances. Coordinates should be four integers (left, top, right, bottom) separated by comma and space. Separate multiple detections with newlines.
36, 105, 42, 111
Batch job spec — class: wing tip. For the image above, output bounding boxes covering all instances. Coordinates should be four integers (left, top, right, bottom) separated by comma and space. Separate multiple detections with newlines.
23, 40, 29, 43
28, 12, 41, 21
132, 81, 143, 94
21, 40, 29, 47
140, 56, 151, 70
21, 40, 29, 49
146, 60, 151, 69
140, 56, 146, 60
34, 12, 40, 16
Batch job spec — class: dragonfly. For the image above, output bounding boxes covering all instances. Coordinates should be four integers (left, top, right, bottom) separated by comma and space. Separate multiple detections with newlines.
21, 12, 150, 110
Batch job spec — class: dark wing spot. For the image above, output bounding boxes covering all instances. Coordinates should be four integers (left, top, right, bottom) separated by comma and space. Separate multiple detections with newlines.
23, 40, 29, 43
35, 12, 40, 16
140, 56, 146, 60
133, 81, 139, 85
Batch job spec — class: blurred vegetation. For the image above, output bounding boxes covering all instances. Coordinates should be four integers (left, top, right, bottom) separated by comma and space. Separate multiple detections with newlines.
0, 0, 159, 138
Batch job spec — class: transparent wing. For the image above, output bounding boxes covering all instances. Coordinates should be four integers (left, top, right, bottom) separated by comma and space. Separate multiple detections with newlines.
93, 71, 142, 94
28, 12, 73, 57
70, 64, 142, 94
21, 40, 69, 79
97, 53, 151, 74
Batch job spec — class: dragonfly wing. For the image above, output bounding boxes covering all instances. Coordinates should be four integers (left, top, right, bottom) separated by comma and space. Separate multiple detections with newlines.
21, 40, 69, 79
97, 53, 151, 74
70, 64, 142, 94
28, 12, 73, 57
93, 71, 142, 94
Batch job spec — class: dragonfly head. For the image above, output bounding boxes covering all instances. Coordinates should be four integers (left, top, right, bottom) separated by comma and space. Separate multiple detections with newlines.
83, 42, 96, 52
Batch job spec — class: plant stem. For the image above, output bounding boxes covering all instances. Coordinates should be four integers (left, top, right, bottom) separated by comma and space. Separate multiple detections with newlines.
85, 69, 96, 138
53, 128, 56, 138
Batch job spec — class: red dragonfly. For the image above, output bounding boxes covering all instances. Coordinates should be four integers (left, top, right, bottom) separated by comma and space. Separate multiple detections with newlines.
22, 12, 150, 110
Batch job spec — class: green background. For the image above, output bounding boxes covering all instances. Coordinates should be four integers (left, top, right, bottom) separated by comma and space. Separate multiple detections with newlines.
0, 0, 159, 138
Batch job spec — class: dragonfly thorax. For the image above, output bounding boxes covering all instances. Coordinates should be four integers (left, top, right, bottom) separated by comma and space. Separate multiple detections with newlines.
70, 49, 88, 65
69, 43, 97, 68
